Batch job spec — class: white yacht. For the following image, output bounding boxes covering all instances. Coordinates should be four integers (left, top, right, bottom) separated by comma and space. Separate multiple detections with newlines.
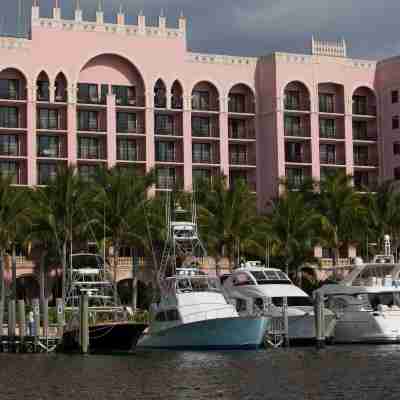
136, 267, 269, 349
136, 195, 269, 350
315, 238, 400, 343
222, 261, 336, 343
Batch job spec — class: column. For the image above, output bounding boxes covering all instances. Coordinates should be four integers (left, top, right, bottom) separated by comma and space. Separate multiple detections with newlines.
183, 95, 192, 190
219, 96, 229, 180
27, 85, 37, 185
67, 85, 77, 166
145, 91, 155, 173
106, 94, 116, 168
344, 93, 354, 176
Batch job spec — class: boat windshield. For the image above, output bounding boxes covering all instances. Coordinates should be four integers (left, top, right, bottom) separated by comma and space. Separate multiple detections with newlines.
368, 292, 400, 309
250, 270, 291, 284
176, 276, 222, 293
272, 296, 313, 307
71, 254, 103, 269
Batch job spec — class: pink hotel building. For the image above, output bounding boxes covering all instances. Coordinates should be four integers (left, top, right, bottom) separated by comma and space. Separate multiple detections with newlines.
3, 2, 400, 273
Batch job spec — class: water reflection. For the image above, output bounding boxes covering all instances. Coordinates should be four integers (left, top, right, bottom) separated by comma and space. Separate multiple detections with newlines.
1, 346, 400, 399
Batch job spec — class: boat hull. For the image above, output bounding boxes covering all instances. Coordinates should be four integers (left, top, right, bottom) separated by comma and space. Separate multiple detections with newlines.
333, 311, 400, 343
288, 314, 336, 341
60, 322, 147, 353
136, 317, 269, 350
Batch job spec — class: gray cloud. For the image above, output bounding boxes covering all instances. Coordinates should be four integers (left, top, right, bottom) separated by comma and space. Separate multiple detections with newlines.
2, 0, 400, 59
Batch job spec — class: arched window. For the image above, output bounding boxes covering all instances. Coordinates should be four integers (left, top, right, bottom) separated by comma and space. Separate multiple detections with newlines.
37, 71, 50, 102
191, 81, 219, 111
171, 80, 183, 109
55, 72, 68, 102
154, 79, 167, 108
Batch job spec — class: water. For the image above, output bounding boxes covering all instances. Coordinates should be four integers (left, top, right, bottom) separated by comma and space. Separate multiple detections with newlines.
1, 346, 399, 400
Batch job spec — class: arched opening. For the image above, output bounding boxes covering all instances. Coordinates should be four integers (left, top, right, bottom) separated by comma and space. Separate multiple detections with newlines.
171, 80, 183, 109
78, 54, 146, 106
55, 72, 68, 103
16, 275, 40, 304
117, 279, 152, 309
191, 81, 219, 111
352, 86, 376, 116
36, 71, 50, 102
0, 68, 27, 100
318, 82, 344, 114
154, 79, 167, 108
284, 81, 310, 111
228, 83, 255, 114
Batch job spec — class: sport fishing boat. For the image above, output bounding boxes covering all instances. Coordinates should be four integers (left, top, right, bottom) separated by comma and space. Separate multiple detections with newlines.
315, 235, 400, 343
222, 261, 336, 343
60, 253, 146, 353
136, 195, 269, 350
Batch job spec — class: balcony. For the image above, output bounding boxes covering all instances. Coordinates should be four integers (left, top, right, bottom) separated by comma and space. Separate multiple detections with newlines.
171, 95, 183, 109
192, 84, 219, 112
352, 88, 376, 116
0, 136, 22, 156
230, 152, 250, 165
284, 82, 311, 112
228, 89, 255, 114
37, 137, 65, 158
0, 76, 25, 101
0, 107, 19, 129
117, 147, 140, 162
353, 104, 376, 116
0, 161, 23, 184
320, 154, 345, 165
285, 127, 310, 138
78, 139, 106, 160
116, 96, 145, 107
353, 156, 378, 167
154, 95, 167, 108
353, 130, 377, 141
229, 119, 255, 139
38, 163, 58, 185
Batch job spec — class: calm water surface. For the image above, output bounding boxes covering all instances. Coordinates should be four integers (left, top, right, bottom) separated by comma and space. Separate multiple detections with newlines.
1, 345, 400, 400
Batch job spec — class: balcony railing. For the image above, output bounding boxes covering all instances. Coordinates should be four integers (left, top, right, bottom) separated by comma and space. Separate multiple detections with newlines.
171, 95, 183, 109
117, 148, 140, 161
229, 129, 255, 139
230, 152, 249, 165
284, 100, 310, 111
228, 103, 255, 114
117, 124, 145, 134
193, 154, 219, 164
353, 131, 377, 141
192, 127, 219, 138
77, 95, 107, 105
192, 100, 219, 112
78, 147, 106, 160
0, 89, 23, 101
157, 176, 176, 189
154, 95, 167, 108
285, 154, 311, 163
156, 151, 178, 163
284, 127, 310, 137
353, 155, 378, 166
116, 96, 145, 107
319, 130, 338, 139
320, 155, 345, 165
353, 105, 376, 116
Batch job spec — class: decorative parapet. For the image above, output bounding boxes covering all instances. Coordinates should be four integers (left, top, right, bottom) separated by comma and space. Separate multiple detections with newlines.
187, 52, 258, 66
312, 36, 347, 58
275, 52, 376, 70
31, 3, 186, 40
0, 36, 30, 51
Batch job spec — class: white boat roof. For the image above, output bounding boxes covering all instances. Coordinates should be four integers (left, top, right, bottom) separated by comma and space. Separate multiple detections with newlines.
239, 284, 309, 298
316, 284, 400, 296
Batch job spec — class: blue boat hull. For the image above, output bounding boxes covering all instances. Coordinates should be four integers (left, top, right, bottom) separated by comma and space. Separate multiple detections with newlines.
136, 317, 269, 350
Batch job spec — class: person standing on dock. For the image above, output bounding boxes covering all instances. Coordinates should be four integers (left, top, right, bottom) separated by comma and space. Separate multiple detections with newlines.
28, 310, 35, 336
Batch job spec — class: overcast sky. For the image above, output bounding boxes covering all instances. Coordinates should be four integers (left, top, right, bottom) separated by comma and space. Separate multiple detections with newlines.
2, 0, 399, 60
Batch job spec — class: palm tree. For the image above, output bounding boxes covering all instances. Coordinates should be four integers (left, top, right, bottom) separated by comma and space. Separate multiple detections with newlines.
0, 176, 31, 328
266, 188, 321, 275
31, 165, 92, 301
91, 167, 156, 303
196, 174, 262, 273
362, 180, 400, 258
316, 171, 366, 267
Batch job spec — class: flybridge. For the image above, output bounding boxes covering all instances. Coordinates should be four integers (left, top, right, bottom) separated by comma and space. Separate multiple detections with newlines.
31, 1, 187, 41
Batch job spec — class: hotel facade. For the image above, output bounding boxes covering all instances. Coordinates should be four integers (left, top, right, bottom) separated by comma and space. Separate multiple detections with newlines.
3, 2, 400, 287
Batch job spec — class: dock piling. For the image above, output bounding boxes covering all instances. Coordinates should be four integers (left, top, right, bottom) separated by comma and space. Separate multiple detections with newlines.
282, 297, 290, 347
8, 299, 16, 352
32, 298, 40, 351
56, 298, 64, 337
314, 292, 325, 349
80, 294, 89, 354
42, 298, 49, 349
17, 300, 26, 351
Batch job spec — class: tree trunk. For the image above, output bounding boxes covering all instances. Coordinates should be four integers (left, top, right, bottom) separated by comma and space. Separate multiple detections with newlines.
61, 241, 67, 302
0, 251, 4, 334
39, 251, 46, 310
131, 252, 138, 312
11, 245, 17, 301
113, 245, 119, 305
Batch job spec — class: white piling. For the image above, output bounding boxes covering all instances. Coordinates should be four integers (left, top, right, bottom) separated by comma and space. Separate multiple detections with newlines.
80, 294, 89, 354
314, 291, 325, 349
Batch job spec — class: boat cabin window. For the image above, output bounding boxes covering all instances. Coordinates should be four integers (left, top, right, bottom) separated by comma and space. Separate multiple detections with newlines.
155, 311, 166, 322
233, 272, 255, 286
248, 270, 291, 284
166, 309, 180, 321
175, 277, 222, 293
272, 296, 313, 307
236, 298, 247, 312
368, 292, 400, 310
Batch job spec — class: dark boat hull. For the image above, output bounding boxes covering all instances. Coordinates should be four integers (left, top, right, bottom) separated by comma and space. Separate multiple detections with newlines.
60, 322, 147, 353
